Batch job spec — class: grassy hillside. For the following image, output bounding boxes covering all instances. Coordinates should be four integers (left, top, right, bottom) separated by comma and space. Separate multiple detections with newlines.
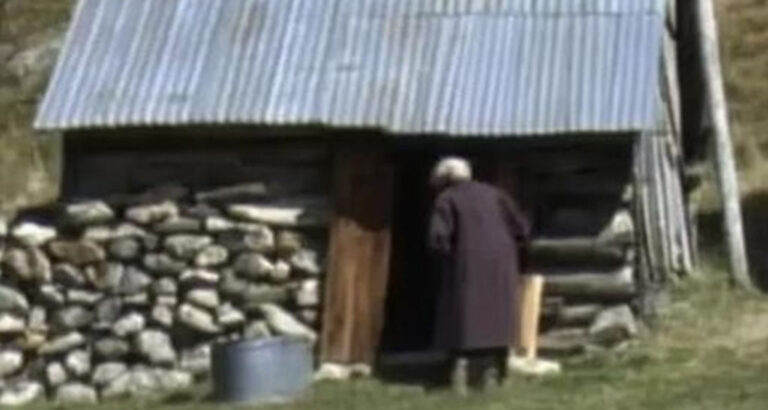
0, 0, 72, 213
719, 0, 768, 190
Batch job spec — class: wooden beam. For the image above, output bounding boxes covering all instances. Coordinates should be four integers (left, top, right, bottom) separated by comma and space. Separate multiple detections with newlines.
695, 0, 755, 291
530, 237, 629, 268
542, 266, 636, 301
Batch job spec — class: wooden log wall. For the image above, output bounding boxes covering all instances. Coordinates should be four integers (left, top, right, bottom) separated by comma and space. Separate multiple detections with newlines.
497, 143, 640, 355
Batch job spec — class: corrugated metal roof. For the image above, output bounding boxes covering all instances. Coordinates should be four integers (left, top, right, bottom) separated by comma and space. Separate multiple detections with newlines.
35, 0, 667, 135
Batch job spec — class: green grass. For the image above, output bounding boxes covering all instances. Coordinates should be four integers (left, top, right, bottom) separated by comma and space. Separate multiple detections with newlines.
720, 0, 768, 190
24, 267, 768, 410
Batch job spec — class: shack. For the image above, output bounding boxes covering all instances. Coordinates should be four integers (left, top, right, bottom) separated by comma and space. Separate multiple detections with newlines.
24, 0, 696, 379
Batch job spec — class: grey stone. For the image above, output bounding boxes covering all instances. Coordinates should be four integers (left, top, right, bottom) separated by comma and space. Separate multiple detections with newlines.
185, 288, 219, 310
243, 320, 271, 340
64, 350, 91, 377
0, 216, 7, 237
39, 285, 65, 306
194, 245, 229, 267
180, 269, 219, 286
142, 233, 161, 251
218, 229, 274, 253
123, 292, 151, 306
275, 230, 304, 254
150, 305, 174, 328
113, 312, 146, 337
0, 381, 44, 407
217, 304, 245, 328
154, 216, 203, 234
102, 368, 192, 399
177, 303, 221, 334
233, 252, 273, 279
92, 362, 128, 386
52, 306, 94, 331
95, 297, 123, 324
180, 344, 210, 376
11, 222, 56, 247
290, 249, 323, 276
228, 203, 329, 227
108, 238, 141, 261
589, 305, 639, 346
39, 332, 86, 355
156, 295, 178, 306
0, 313, 24, 334
86, 262, 124, 292
196, 183, 267, 203
18, 331, 46, 351
55, 383, 98, 404
259, 303, 317, 343
125, 201, 179, 225
242, 284, 291, 308
298, 309, 319, 326
204, 216, 237, 232
3, 246, 51, 282
94, 338, 130, 359
219, 269, 248, 298
151, 277, 178, 296
0, 285, 28, 313
143, 253, 186, 276
270, 260, 292, 282
164, 235, 213, 260
117, 266, 152, 295
63, 201, 114, 225
67, 288, 102, 305
295, 279, 320, 307
185, 204, 221, 219
83, 223, 147, 242
48, 240, 106, 266
0, 350, 23, 377
46, 361, 68, 387
28, 306, 47, 332
52, 263, 87, 286
135, 330, 177, 365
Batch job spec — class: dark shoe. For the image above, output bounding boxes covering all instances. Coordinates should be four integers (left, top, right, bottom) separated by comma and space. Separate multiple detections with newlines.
451, 357, 469, 397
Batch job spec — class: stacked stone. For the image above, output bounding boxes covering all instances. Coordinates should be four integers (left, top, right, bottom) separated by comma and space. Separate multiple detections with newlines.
0, 184, 327, 405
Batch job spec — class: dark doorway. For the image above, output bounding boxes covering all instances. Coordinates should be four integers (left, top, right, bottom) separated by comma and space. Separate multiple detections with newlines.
380, 149, 439, 353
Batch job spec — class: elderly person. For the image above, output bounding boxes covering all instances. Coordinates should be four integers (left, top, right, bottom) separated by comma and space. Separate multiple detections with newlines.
427, 157, 530, 395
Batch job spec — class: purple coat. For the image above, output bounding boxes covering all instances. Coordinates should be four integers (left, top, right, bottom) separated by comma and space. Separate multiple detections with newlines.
428, 180, 530, 350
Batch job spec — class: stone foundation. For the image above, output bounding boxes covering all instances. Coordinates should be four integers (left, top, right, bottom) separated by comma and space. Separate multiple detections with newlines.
0, 184, 328, 405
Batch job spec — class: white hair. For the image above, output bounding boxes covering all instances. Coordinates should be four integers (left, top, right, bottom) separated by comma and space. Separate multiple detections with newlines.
431, 157, 473, 187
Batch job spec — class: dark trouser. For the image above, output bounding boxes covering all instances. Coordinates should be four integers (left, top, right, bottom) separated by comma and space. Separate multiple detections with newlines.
451, 347, 508, 386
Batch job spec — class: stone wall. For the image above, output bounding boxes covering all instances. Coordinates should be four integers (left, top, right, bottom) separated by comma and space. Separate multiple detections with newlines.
0, 183, 328, 405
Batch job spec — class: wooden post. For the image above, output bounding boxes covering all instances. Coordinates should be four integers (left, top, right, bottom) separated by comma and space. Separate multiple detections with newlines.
320, 146, 394, 365
696, 0, 755, 291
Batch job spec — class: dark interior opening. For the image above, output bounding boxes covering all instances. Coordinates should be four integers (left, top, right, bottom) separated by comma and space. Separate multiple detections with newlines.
380, 149, 440, 353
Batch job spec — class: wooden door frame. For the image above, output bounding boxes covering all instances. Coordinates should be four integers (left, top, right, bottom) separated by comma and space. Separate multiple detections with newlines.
320, 144, 394, 365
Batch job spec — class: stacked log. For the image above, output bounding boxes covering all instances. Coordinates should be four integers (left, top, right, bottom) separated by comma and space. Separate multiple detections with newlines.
0, 183, 327, 405
532, 209, 641, 357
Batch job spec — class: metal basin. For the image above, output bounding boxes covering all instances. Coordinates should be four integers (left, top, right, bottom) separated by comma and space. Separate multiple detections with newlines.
211, 337, 312, 404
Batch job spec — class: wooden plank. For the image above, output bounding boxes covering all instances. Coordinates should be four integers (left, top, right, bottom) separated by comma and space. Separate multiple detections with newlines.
696, 0, 754, 291
320, 146, 394, 365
